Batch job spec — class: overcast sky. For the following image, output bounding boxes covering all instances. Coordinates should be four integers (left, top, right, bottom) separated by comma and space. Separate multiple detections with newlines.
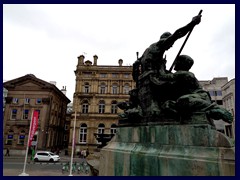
3, 4, 235, 102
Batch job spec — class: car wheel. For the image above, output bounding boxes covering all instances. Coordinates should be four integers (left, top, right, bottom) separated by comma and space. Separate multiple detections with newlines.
49, 159, 54, 162
34, 158, 38, 162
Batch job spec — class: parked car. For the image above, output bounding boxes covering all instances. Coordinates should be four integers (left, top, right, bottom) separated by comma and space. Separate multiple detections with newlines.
34, 151, 60, 162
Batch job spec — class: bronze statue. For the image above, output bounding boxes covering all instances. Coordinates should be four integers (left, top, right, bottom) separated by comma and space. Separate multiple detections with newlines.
118, 10, 233, 128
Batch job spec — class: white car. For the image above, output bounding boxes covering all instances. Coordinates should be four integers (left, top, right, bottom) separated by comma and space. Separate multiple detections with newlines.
34, 151, 60, 162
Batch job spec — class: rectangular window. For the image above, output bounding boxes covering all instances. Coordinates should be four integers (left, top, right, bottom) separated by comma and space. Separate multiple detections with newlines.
112, 87, 118, 94
18, 135, 25, 145
64, 135, 67, 141
25, 98, 30, 104
83, 72, 92, 77
216, 90, 222, 96
64, 125, 69, 130
11, 109, 17, 120
99, 105, 105, 114
111, 105, 118, 114
124, 73, 130, 78
208, 91, 214, 96
23, 109, 29, 120
216, 100, 223, 105
112, 73, 118, 78
100, 73, 107, 78
100, 87, 106, 94
6, 135, 13, 145
12, 98, 18, 104
82, 104, 89, 113
36, 98, 42, 104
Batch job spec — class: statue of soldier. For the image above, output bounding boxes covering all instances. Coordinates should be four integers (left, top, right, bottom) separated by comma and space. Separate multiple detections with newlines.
156, 55, 233, 125
136, 14, 202, 117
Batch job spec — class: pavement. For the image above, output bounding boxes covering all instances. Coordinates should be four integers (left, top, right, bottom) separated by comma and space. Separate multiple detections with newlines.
3, 152, 100, 176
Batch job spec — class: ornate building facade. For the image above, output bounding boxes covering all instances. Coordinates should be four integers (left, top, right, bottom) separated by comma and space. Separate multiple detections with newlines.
68, 55, 134, 153
3, 74, 70, 155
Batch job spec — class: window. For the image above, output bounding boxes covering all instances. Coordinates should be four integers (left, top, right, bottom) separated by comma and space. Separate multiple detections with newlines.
111, 101, 118, 114
84, 82, 90, 93
64, 135, 67, 141
83, 72, 92, 77
112, 83, 118, 94
112, 73, 118, 78
100, 73, 107, 78
123, 84, 130, 94
12, 98, 18, 104
111, 124, 117, 134
97, 124, 105, 144
124, 73, 130, 78
97, 124, 105, 134
99, 100, 105, 113
18, 130, 25, 145
11, 109, 17, 120
216, 100, 223, 105
100, 83, 107, 94
79, 124, 87, 143
225, 125, 233, 138
82, 100, 89, 113
25, 98, 30, 104
23, 109, 29, 120
64, 124, 69, 130
6, 130, 14, 145
216, 90, 222, 96
36, 98, 42, 104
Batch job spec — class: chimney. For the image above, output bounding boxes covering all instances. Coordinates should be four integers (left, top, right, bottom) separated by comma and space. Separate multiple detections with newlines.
77, 55, 85, 65
61, 86, 67, 95
93, 55, 98, 66
118, 59, 123, 66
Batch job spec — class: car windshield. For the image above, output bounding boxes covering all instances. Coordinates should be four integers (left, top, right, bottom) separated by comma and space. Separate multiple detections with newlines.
49, 152, 55, 156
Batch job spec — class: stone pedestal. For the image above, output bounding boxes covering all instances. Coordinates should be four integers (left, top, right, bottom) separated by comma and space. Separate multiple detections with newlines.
99, 124, 235, 176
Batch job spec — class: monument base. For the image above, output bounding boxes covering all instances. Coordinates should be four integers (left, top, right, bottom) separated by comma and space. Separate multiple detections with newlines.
99, 123, 235, 176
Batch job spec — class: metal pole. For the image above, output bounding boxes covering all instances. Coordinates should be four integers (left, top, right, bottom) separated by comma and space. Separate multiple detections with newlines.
169, 10, 203, 72
19, 109, 34, 176
69, 110, 77, 176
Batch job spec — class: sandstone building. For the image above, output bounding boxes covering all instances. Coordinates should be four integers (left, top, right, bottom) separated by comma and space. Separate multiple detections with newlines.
3, 74, 70, 155
68, 55, 134, 153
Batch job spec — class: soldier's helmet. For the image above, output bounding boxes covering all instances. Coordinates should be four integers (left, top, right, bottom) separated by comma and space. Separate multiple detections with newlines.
174, 55, 194, 71
160, 32, 172, 40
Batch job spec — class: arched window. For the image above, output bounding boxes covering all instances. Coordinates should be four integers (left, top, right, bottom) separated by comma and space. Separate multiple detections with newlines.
123, 83, 130, 94
98, 123, 105, 134
79, 124, 87, 144
111, 124, 117, 134
100, 83, 107, 94
84, 82, 90, 93
81, 100, 89, 114
112, 83, 118, 94
111, 100, 118, 114
18, 130, 25, 145
6, 130, 14, 145
99, 100, 105, 114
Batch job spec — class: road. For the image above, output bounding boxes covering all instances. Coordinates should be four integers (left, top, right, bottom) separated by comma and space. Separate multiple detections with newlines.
3, 156, 91, 176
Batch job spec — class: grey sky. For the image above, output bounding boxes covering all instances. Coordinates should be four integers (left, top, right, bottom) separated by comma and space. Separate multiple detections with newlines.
3, 4, 235, 102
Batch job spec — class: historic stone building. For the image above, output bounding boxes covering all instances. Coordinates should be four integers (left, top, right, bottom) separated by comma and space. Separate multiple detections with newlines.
3, 74, 70, 155
199, 77, 235, 139
222, 78, 235, 139
69, 55, 134, 153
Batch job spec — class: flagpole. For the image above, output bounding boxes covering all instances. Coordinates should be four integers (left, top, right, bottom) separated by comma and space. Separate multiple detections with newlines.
19, 108, 34, 176
69, 110, 77, 176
